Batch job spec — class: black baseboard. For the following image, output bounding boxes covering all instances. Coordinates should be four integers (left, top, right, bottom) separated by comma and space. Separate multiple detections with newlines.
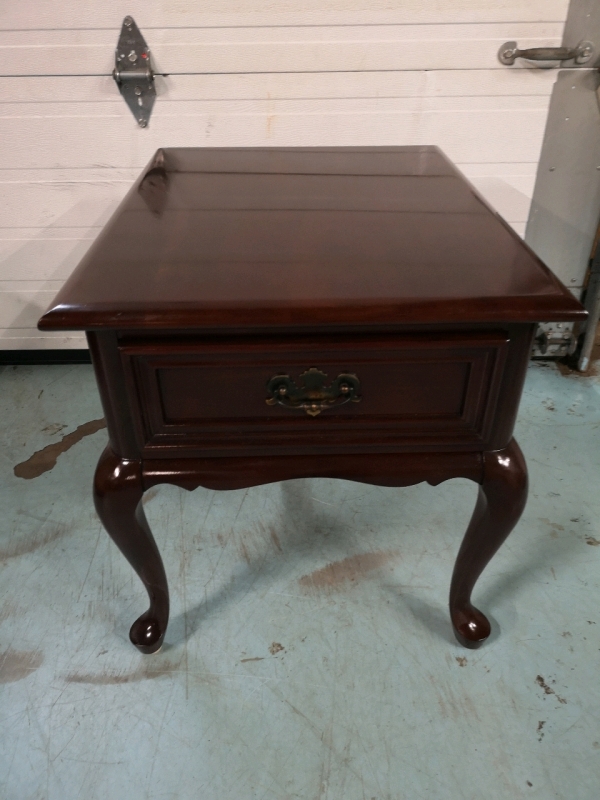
0, 349, 92, 365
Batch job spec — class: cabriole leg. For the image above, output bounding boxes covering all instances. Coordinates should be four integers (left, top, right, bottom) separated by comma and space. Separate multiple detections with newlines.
449, 439, 528, 649
93, 446, 169, 654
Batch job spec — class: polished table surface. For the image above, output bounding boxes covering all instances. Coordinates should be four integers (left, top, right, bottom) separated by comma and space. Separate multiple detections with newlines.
39, 147, 585, 654
39, 146, 583, 331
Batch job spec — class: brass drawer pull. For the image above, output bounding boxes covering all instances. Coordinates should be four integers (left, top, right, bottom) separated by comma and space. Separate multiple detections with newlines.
266, 368, 361, 417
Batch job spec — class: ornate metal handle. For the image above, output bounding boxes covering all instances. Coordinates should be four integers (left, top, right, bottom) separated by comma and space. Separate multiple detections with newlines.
498, 40, 594, 66
266, 368, 361, 417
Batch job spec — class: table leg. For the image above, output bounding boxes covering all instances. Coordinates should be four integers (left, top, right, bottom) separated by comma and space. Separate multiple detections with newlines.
449, 438, 528, 649
93, 446, 169, 654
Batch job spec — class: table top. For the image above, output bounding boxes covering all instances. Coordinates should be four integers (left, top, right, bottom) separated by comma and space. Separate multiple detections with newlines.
39, 146, 584, 331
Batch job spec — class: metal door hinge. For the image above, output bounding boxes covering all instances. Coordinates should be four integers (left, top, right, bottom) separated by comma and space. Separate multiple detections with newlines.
113, 17, 155, 128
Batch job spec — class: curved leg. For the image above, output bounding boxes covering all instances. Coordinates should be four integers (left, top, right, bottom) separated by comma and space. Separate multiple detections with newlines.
449, 439, 528, 649
93, 446, 169, 654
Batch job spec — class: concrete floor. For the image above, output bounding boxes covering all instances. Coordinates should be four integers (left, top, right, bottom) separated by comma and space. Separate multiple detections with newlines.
0, 359, 599, 800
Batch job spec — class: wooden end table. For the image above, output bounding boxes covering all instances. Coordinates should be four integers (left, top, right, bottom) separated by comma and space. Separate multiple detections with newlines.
39, 147, 585, 653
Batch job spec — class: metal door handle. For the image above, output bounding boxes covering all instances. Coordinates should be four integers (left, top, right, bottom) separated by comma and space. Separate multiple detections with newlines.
498, 40, 594, 66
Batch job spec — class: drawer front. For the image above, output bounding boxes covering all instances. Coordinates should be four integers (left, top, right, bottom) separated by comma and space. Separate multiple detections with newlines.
120, 333, 509, 457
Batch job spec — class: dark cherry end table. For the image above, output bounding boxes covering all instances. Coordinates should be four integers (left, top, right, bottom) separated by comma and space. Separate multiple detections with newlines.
39, 147, 585, 653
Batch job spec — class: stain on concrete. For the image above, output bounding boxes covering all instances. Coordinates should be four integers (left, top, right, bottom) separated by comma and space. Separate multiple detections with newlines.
537, 720, 546, 742
269, 642, 284, 655
585, 536, 600, 546
0, 523, 69, 560
142, 487, 160, 505
0, 649, 43, 684
455, 657, 467, 667
65, 663, 177, 685
239, 541, 251, 565
0, 602, 17, 623
14, 418, 106, 479
42, 423, 67, 435
539, 518, 565, 538
298, 550, 399, 591
240, 657, 264, 663
536, 675, 567, 704
269, 526, 283, 553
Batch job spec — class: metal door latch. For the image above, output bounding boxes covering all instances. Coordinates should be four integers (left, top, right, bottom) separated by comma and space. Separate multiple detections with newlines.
498, 40, 594, 66
533, 323, 577, 358
113, 17, 155, 128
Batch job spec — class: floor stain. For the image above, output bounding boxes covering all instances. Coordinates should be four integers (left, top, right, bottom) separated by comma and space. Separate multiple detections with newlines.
537, 720, 546, 742
239, 541, 251, 564
268, 526, 283, 553
455, 657, 467, 667
0, 523, 69, 560
269, 642, 284, 655
0, 649, 43, 684
0, 602, 18, 623
240, 657, 264, 663
65, 662, 184, 685
536, 675, 567, 704
14, 418, 106, 479
585, 536, 600, 546
41, 423, 67, 435
298, 550, 399, 591
142, 487, 160, 505
539, 518, 565, 538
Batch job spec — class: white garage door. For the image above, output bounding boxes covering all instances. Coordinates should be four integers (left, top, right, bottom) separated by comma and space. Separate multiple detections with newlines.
0, 1, 569, 349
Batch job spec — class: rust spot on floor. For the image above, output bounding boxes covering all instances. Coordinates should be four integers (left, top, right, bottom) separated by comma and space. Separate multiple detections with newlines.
536, 675, 567, 704
455, 657, 467, 667
298, 550, 399, 590
0, 649, 43, 684
14, 418, 106, 479
269, 642, 284, 655
585, 536, 600, 546
0, 523, 69, 560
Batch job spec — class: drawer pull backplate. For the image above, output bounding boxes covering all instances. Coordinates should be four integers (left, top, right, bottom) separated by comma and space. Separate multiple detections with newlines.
266, 368, 361, 417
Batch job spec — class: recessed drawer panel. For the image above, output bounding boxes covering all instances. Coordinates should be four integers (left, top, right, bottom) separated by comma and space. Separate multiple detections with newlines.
120, 333, 509, 457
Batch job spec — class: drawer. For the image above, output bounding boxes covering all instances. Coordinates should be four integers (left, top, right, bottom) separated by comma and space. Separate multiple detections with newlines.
120, 333, 509, 457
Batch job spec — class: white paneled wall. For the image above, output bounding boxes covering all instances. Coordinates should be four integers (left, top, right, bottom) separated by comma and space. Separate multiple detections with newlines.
0, 1, 569, 348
